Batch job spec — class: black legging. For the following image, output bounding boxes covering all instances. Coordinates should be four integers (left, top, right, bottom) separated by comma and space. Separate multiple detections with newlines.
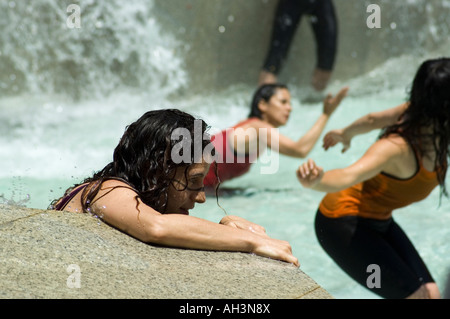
315, 210, 435, 299
262, 0, 338, 74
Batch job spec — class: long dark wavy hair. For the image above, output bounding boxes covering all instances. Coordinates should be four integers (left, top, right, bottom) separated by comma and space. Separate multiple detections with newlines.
50, 109, 216, 214
248, 83, 288, 118
380, 58, 450, 197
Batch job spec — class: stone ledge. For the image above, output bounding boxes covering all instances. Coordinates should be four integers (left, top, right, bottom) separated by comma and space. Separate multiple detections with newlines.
0, 204, 332, 299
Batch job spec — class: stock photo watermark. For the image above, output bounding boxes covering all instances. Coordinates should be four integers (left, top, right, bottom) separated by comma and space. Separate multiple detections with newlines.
366, 4, 381, 29
366, 264, 381, 289
66, 264, 81, 288
66, 4, 81, 29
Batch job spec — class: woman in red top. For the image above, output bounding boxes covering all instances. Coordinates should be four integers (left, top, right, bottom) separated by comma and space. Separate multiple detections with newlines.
297, 58, 450, 299
204, 83, 348, 190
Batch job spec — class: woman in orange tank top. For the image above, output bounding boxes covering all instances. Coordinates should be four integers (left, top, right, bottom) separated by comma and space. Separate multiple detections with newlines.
204, 83, 349, 191
297, 58, 450, 299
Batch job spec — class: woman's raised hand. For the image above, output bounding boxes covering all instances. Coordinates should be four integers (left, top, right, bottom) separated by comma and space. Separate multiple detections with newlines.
322, 128, 351, 153
323, 86, 349, 116
296, 159, 324, 189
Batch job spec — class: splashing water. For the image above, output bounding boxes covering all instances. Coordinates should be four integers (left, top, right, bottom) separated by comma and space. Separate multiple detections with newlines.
0, 192, 30, 207
0, 0, 187, 99
0, 176, 31, 206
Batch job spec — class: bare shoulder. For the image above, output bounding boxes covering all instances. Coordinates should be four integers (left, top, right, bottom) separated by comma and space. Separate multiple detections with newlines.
370, 135, 410, 155
231, 118, 272, 144
350, 137, 406, 170
91, 179, 140, 205
358, 136, 410, 166
370, 135, 417, 177
99, 178, 135, 190
241, 118, 272, 129
88, 178, 158, 220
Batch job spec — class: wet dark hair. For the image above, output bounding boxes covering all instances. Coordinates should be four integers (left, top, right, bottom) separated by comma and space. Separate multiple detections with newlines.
380, 58, 450, 197
50, 109, 216, 214
248, 83, 288, 118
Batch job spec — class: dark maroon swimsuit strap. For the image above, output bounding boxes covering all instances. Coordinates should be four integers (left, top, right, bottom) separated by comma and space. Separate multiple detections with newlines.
54, 184, 87, 211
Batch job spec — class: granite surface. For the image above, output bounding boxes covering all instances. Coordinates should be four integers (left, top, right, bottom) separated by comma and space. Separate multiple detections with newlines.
0, 204, 332, 299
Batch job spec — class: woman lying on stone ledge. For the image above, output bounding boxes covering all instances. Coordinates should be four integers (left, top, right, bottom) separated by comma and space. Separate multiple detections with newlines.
49, 109, 299, 267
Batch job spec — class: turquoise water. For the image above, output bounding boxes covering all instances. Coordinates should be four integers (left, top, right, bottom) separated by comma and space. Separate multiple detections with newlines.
1, 0, 450, 299
2, 81, 449, 299
190, 84, 450, 299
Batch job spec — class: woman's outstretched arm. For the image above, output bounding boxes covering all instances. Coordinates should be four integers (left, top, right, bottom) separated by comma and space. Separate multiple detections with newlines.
297, 137, 405, 193
322, 102, 408, 153
90, 180, 299, 266
259, 87, 349, 158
